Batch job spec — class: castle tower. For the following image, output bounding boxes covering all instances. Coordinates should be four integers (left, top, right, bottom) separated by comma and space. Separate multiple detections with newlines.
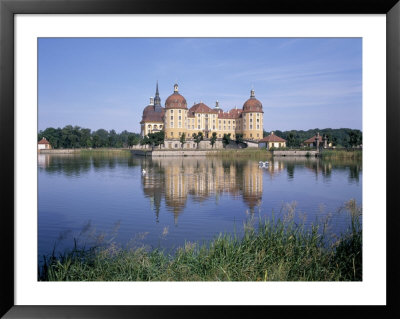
164, 83, 188, 140
154, 81, 162, 112
241, 89, 264, 141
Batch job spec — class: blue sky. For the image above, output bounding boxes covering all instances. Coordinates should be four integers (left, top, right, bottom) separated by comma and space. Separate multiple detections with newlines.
38, 38, 362, 133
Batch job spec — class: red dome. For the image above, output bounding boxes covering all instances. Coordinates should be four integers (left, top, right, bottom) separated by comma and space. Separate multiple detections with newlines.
165, 92, 187, 109
165, 84, 187, 109
242, 90, 263, 113
140, 105, 164, 123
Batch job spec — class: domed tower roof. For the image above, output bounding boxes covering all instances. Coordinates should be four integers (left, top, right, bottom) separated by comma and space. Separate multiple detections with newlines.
165, 84, 187, 109
242, 89, 263, 113
140, 99, 164, 124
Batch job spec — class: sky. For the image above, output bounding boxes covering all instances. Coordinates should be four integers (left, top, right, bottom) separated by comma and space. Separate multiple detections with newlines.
38, 38, 362, 133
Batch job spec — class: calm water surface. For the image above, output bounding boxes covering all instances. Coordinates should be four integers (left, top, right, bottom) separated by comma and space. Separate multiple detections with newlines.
38, 153, 362, 259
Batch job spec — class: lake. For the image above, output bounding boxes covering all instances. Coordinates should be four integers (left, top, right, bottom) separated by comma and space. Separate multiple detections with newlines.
38, 152, 362, 260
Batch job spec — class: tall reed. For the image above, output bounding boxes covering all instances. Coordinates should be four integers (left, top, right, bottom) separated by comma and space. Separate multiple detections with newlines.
39, 200, 362, 281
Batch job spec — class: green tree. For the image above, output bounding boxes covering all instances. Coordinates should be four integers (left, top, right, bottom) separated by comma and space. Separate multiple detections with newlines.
128, 133, 140, 147
192, 132, 203, 149
210, 132, 217, 148
235, 133, 243, 144
287, 132, 296, 148
180, 133, 186, 149
147, 131, 165, 149
222, 133, 231, 147
349, 130, 362, 148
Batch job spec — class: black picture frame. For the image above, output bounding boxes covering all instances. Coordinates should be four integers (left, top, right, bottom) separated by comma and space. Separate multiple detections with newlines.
1, 0, 399, 318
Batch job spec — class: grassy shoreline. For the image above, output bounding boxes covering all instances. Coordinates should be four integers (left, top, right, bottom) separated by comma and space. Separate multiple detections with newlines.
39, 200, 361, 281
319, 149, 362, 160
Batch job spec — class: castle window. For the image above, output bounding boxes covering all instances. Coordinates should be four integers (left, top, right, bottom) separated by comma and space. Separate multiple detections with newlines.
228, 126, 231, 130
198, 125, 200, 129
179, 116, 181, 120
178, 122, 181, 128
170, 110, 173, 114
219, 134, 221, 137
228, 121, 230, 124
224, 126, 226, 130
192, 125, 194, 129
257, 119, 259, 122
257, 134, 259, 137
250, 133, 253, 137
170, 132, 173, 137
250, 125, 253, 129
257, 125, 259, 129
213, 126, 215, 130
250, 119, 252, 122
171, 116, 173, 120
179, 109, 181, 113
257, 113, 259, 117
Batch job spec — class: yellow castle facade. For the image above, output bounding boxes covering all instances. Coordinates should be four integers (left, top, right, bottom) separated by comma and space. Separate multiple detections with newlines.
140, 83, 264, 147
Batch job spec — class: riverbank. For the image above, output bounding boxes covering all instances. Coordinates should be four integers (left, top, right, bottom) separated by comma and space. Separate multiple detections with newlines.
320, 149, 362, 160
39, 200, 361, 281
39, 148, 131, 155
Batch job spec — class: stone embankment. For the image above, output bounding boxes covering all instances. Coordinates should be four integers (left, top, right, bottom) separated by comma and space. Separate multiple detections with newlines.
39, 149, 80, 154
132, 150, 218, 157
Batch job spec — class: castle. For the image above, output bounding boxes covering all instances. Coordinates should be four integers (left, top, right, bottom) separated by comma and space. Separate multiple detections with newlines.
140, 83, 264, 148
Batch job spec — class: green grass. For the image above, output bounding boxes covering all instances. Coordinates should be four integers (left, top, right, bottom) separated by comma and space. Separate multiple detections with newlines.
39, 200, 361, 281
320, 149, 362, 160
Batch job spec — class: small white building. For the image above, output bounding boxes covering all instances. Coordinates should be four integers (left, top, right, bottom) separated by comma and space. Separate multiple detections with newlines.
38, 137, 51, 150
258, 132, 287, 150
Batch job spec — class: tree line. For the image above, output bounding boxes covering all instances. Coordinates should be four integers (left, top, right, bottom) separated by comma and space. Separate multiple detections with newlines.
38, 125, 141, 149
264, 128, 362, 148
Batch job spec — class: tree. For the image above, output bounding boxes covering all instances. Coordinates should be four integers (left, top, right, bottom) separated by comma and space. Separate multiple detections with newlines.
128, 133, 139, 147
192, 132, 203, 149
286, 132, 296, 148
180, 133, 186, 149
349, 130, 362, 148
222, 133, 231, 147
210, 132, 217, 148
147, 131, 165, 149
235, 133, 243, 144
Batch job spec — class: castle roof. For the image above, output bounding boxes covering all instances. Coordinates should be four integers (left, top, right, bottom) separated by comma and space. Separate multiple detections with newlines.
38, 137, 50, 144
259, 133, 286, 143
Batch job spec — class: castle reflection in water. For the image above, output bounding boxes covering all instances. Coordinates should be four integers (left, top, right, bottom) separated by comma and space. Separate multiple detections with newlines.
142, 157, 285, 224
38, 154, 361, 225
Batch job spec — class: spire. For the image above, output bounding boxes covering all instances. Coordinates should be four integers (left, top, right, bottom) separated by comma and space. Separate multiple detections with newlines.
154, 81, 162, 111
250, 89, 255, 98
174, 83, 179, 93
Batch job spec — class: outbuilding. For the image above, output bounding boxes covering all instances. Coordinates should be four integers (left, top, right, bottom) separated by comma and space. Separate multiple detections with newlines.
38, 137, 51, 150
258, 132, 287, 150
